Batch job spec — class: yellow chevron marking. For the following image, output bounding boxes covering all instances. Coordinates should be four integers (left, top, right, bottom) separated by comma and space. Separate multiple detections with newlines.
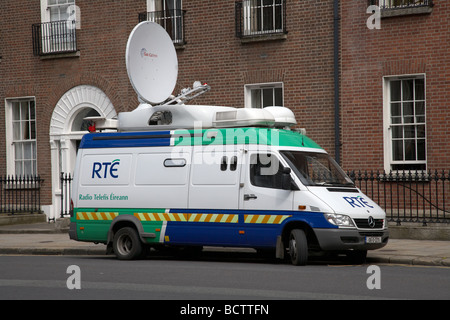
244, 214, 291, 224
76, 212, 118, 221
134, 212, 238, 223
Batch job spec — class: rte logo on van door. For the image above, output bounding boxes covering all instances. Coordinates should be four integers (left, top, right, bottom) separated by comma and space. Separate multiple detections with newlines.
92, 159, 120, 179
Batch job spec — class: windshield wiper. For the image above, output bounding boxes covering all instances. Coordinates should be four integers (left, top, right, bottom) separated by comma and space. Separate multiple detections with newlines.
314, 181, 355, 187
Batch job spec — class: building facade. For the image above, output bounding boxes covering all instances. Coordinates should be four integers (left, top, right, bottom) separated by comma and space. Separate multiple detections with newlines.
0, 0, 447, 220
341, 0, 449, 172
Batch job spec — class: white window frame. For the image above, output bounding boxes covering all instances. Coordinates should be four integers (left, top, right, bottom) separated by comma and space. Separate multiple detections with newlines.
41, 0, 76, 23
383, 74, 427, 172
243, 0, 284, 36
244, 82, 284, 108
147, 0, 181, 11
47, 0, 76, 22
146, 0, 183, 44
5, 97, 38, 176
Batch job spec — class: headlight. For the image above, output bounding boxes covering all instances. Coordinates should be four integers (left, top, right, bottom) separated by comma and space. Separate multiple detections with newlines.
324, 213, 355, 228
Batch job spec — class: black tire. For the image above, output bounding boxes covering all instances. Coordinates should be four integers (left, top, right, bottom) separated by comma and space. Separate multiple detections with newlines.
288, 229, 308, 266
113, 227, 143, 260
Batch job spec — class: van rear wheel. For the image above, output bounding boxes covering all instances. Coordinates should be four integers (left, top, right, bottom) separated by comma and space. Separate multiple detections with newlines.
288, 229, 308, 266
113, 227, 143, 260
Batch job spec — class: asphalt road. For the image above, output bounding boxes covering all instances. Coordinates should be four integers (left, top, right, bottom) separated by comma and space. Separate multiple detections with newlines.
1, 254, 449, 302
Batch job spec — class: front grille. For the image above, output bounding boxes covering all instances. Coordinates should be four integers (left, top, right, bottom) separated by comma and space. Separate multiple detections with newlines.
354, 218, 384, 229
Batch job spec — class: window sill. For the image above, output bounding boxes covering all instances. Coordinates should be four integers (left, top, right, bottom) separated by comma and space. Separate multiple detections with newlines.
240, 33, 287, 44
174, 43, 186, 50
381, 6, 433, 18
39, 50, 80, 60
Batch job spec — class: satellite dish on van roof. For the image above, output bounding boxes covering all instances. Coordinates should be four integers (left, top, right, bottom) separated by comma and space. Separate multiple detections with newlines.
126, 21, 178, 104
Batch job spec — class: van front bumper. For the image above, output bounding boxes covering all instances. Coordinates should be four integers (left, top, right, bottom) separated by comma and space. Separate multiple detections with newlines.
314, 228, 389, 251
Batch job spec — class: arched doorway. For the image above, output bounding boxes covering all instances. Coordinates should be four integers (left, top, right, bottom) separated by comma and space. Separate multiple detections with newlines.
48, 85, 117, 220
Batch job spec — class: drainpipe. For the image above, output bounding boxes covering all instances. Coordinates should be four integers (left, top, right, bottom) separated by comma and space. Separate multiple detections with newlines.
333, 0, 341, 164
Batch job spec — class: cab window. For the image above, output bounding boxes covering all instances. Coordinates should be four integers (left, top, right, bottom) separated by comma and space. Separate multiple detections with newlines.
250, 154, 285, 189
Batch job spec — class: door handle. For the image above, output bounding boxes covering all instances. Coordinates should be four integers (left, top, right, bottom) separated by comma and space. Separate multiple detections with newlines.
244, 194, 258, 201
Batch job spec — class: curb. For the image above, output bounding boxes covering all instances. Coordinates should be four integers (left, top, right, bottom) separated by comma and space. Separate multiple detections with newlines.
367, 255, 450, 267
1, 245, 449, 267
0, 248, 106, 256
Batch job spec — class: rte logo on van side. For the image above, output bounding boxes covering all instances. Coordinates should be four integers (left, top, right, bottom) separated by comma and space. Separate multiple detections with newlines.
92, 159, 120, 179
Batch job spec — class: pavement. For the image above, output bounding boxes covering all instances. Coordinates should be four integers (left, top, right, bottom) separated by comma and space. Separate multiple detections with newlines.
0, 222, 449, 267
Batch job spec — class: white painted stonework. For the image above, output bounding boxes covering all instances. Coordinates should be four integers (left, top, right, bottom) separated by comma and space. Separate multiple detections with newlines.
46, 85, 116, 221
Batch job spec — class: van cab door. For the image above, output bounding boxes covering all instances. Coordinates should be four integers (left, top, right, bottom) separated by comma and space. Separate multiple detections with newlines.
239, 151, 294, 211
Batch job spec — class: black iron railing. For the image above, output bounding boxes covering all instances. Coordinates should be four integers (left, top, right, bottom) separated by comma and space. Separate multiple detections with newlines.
347, 170, 449, 225
368, 0, 434, 9
139, 10, 186, 45
235, 0, 287, 38
32, 20, 77, 56
60, 173, 73, 218
0, 175, 43, 214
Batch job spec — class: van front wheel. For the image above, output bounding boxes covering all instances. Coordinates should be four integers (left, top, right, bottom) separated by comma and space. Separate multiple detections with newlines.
113, 227, 143, 260
288, 229, 308, 266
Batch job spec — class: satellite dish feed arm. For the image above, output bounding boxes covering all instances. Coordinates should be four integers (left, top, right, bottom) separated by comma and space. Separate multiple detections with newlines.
161, 82, 211, 106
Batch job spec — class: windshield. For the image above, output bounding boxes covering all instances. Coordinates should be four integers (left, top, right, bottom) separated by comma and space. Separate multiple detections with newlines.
280, 151, 354, 187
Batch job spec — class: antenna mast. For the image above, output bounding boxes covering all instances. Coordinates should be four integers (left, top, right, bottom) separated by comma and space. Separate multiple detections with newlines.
161, 81, 210, 106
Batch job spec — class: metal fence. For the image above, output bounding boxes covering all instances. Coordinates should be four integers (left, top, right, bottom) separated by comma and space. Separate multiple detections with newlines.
0, 175, 43, 214
32, 20, 77, 56
368, 0, 434, 9
138, 9, 186, 45
60, 173, 73, 218
347, 170, 449, 225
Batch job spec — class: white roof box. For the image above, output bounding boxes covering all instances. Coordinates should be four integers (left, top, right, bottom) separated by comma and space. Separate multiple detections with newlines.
213, 108, 275, 128
212, 106, 296, 128
264, 106, 297, 127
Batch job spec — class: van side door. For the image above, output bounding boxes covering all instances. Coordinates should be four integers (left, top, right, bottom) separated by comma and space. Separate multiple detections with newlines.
189, 148, 242, 209
170, 148, 242, 246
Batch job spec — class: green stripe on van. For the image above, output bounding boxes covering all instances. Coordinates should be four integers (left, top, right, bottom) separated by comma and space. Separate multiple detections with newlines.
173, 128, 322, 149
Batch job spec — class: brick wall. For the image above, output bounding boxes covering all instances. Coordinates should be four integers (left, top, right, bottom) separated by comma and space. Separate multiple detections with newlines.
340, 1, 450, 171
0, 0, 338, 205
0, 0, 146, 204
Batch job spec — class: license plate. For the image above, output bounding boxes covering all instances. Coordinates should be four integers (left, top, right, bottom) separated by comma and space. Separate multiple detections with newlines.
365, 236, 382, 244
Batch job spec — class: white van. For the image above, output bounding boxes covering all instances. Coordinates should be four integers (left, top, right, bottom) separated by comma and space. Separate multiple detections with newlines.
69, 105, 389, 265
68, 21, 389, 265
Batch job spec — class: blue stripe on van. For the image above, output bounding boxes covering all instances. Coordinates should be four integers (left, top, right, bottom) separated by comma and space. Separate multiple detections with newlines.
165, 208, 335, 248
168, 208, 335, 229
79, 131, 172, 149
